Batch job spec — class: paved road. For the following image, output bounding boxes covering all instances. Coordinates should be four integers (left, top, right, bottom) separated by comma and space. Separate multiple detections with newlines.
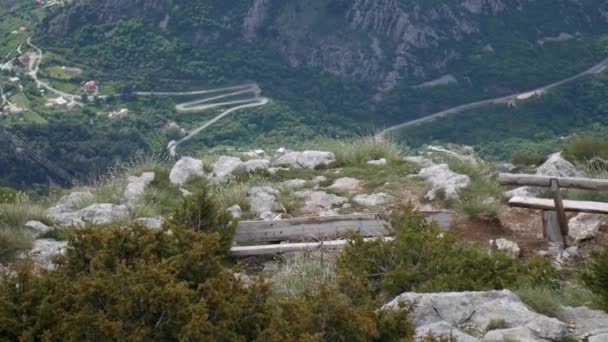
375, 56, 608, 139
137, 83, 269, 155
26, 37, 79, 101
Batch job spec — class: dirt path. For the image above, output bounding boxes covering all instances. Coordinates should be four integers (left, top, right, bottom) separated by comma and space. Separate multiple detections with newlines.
376, 56, 608, 138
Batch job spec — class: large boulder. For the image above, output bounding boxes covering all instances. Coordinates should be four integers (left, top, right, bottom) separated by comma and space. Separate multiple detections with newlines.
238, 159, 270, 173
536, 153, 579, 178
227, 205, 243, 219
123, 172, 155, 204
76, 203, 130, 226
276, 151, 335, 169
353, 193, 395, 207
169, 157, 206, 186
249, 187, 279, 220
49, 191, 94, 225
568, 213, 604, 243
418, 164, 470, 200
213, 156, 244, 179
294, 190, 348, 215
383, 290, 568, 342
367, 158, 387, 166
280, 179, 308, 190
28, 239, 68, 270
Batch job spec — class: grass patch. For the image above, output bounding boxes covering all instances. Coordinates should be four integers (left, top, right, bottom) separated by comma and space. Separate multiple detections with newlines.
270, 252, 336, 300
0, 193, 50, 229
339, 160, 419, 193
210, 181, 251, 212
562, 137, 608, 163
486, 319, 509, 331
39, 227, 71, 241
333, 136, 403, 167
278, 189, 305, 215
458, 177, 504, 222
515, 284, 563, 319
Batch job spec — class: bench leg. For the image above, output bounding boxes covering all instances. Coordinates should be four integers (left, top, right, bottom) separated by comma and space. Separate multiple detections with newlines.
543, 211, 565, 246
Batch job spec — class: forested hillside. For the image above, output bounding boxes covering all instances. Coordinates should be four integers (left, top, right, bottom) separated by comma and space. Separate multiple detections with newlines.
2, 0, 608, 190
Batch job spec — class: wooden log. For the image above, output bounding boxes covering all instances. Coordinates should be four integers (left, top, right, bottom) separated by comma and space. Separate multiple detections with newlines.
508, 197, 608, 215
235, 211, 451, 243
543, 211, 564, 245
550, 179, 569, 242
231, 237, 394, 257
498, 173, 608, 190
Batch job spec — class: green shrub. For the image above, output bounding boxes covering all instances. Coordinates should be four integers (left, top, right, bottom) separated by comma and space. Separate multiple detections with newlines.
0, 187, 19, 204
562, 137, 608, 163
0, 228, 33, 263
210, 181, 251, 212
170, 183, 237, 253
271, 252, 336, 300
511, 153, 548, 167
515, 284, 563, 319
0, 193, 50, 229
581, 243, 608, 310
0, 224, 416, 340
337, 204, 559, 298
334, 136, 403, 167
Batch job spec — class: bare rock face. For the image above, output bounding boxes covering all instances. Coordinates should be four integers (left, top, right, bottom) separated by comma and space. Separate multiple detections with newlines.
294, 190, 348, 215
213, 156, 244, 179
134, 217, 164, 229
276, 151, 335, 169
561, 305, 608, 341
24, 220, 53, 237
384, 290, 569, 342
353, 193, 395, 207
568, 213, 604, 243
169, 157, 206, 186
249, 187, 279, 220
28, 239, 68, 270
536, 153, 579, 178
329, 177, 362, 192
418, 164, 470, 200
124, 172, 155, 205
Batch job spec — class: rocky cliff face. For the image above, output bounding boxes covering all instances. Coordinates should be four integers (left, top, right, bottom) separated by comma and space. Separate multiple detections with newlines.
45, 0, 608, 94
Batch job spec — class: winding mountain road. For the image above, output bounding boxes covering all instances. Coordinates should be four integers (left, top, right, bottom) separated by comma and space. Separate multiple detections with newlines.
26, 37, 79, 101
136, 83, 269, 155
375, 56, 608, 139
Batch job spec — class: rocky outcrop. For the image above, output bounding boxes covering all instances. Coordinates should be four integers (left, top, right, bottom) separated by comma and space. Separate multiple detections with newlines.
418, 164, 470, 200
24, 220, 53, 237
123, 172, 155, 204
329, 177, 361, 192
280, 179, 308, 190
169, 157, 206, 186
294, 190, 348, 216
561, 305, 608, 341
249, 187, 279, 220
28, 239, 68, 270
213, 156, 245, 179
353, 193, 395, 207
536, 153, 579, 178
568, 213, 604, 243
134, 216, 164, 229
384, 290, 570, 342
275, 151, 335, 169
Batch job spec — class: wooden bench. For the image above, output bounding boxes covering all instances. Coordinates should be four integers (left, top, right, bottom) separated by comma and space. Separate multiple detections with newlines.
231, 211, 451, 256
498, 173, 608, 246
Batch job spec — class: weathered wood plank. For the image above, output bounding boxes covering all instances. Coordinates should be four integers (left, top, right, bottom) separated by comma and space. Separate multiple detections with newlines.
509, 197, 608, 214
231, 238, 394, 257
550, 179, 569, 240
498, 173, 608, 190
235, 211, 451, 243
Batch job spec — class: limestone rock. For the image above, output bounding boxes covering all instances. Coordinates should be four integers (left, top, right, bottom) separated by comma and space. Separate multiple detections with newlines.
384, 290, 568, 342
329, 177, 361, 192
280, 179, 308, 190
134, 217, 164, 229
213, 156, 244, 179
418, 164, 470, 200
416, 321, 479, 342
49, 191, 94, 225
568, 213, 604, 243
123, 172, 155, 204
536, 153, 579, 178
28, 239, 68, 270
560, 306, 608, 340
24, 220, 53, 236
490, 238, 521, 259
276, 151, 335, 169
77, 203, 130, 226
249, 187, 279, 220
239, 159, 270, 173
169, 157, 206, 186
367, 158, 387, 166
405, 156, 434, 168
227, 205, 243, 219
294, 190, 348, 215
353, 193, 395, 206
